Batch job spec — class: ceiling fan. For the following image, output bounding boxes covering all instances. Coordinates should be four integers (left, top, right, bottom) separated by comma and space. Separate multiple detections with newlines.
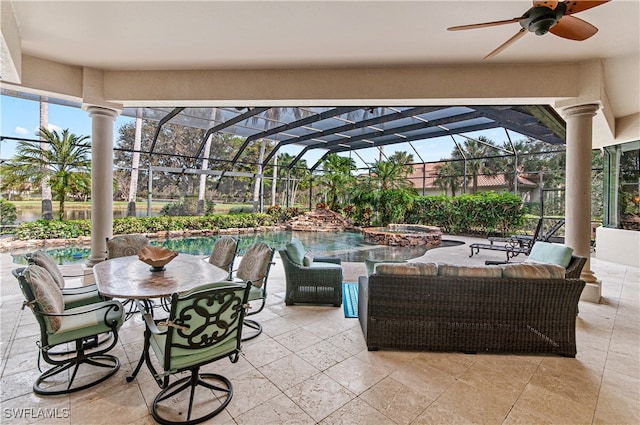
447, 0, 610, 59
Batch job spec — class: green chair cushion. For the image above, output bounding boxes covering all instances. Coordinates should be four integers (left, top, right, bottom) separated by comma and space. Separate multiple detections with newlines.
525, 242, 574, 268
63, 291, 105, 310
25, 265, 65, 332
308, 262, 343, 270
47, 301, 124, 346
150, 331, 239, 373
285, 237, 306, 265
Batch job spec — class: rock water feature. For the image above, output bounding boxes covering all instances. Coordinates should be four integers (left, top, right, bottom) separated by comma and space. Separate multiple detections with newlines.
285, 208, 355, 232
362, 224, 442, 248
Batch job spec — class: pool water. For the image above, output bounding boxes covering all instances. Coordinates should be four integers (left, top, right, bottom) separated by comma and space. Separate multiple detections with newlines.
11, 230, 443, 265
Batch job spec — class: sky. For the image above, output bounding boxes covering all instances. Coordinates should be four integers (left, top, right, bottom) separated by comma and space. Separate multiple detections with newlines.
0, 94, 512, 170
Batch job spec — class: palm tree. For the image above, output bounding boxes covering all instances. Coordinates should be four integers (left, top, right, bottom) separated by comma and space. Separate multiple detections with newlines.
276, 153, 310, 206
5, 128, 91, 220
317, 154, 356, 210
369, 156, 414, 190
39, 99, 54, 219
434, 161, 463, 196
451, 136, 496, 194
127, 107, 143, 216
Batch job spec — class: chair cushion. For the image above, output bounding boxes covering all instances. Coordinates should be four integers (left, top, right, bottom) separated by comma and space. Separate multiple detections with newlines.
208, 237, 237, 269
29, 250, 66, 289
106, 235, 149, 259
375, 262, 438, 276
62, 290, 104, 310
285, 238, 306, 265
438, 264, 502, 278
236, 242, 273, 288
24, 265, 65, 332
150, 331, 239, 373
307, 262, 343, 270
48, 301, 125, 346
501, 263, 566, 279
525, 242, 574, 268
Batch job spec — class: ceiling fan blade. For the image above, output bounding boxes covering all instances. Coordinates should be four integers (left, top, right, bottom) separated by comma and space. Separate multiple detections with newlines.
549, 15, 598, 40
483, 28, 527, 59
533, 1, 560, 10
447, 17, 523, 31
563, 0, 610, 15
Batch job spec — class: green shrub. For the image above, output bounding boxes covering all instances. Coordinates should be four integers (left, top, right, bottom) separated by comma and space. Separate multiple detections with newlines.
0, 199, 17, 226
160, 198, 215, 216
14, 212, 278, 240
229, 206, 255, 214
406, 192, 526, 236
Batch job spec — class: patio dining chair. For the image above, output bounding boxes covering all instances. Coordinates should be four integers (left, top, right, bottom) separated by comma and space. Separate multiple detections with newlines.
13, 265, 124, 395
207, 236, 238, 280
231, 241, 275, 341
142, 281, 251, 425
106, 234, 151, 317
106, 234, 150, 259
25, 250, 104, 309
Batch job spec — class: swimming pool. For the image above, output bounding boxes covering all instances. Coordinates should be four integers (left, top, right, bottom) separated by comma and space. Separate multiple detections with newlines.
11, 231, 432, 265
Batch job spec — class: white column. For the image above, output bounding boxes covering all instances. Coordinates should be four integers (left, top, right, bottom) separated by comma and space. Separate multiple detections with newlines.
561, 103, 600, 303
86, 106, 118, 266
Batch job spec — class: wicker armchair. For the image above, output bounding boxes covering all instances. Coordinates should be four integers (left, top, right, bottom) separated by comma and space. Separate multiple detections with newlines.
279, 248, 343, 306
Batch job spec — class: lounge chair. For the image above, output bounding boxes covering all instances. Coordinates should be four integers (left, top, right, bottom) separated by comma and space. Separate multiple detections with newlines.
469, 218, 565, 260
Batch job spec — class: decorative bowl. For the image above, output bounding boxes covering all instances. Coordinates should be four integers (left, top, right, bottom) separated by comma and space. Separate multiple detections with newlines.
138, 246, 179, 271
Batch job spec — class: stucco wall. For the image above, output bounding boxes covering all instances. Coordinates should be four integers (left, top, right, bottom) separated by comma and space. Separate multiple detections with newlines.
596, 227, 640, 268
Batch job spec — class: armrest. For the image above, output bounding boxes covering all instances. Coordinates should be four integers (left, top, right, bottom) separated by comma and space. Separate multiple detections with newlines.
313, 256, 341, 265
143, 312, 166, 335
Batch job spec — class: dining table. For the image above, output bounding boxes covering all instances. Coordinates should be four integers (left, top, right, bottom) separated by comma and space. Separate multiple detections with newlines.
93, 253, 229, 299
93, 253, 230, 381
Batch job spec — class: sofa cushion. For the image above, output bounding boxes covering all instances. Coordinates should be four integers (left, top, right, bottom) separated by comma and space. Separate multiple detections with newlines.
438, 264, 502, 278
501, 263, 566, 279
285, 237, 306, 265
525, 242, 573, 268
375, 262, 438, 276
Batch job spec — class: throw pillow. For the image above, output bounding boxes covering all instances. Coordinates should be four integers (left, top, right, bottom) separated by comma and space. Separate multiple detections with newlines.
24, 265, 65, 332
525, 242, 573, 268
285, 237, 306, 265
438, 264, 502, 278
501, 263, 566, 279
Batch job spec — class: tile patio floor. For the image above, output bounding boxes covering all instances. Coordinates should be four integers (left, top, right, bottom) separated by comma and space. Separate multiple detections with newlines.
1, 235, 638, 424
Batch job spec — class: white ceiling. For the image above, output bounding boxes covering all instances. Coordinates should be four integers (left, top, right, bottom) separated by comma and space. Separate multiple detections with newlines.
6, 0, 640, 117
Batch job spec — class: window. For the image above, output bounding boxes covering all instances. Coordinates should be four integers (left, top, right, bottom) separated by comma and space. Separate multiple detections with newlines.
604, 140, 640, 230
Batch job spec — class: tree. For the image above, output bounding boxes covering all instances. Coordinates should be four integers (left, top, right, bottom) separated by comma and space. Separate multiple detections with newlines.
39, 99, 54, 219
274, 153, 310, 207
434, 160, 463, 196
317, 154, 356, 210
369, 154, 414, 190
2, 128, 91, 220
450, 136, 496, 194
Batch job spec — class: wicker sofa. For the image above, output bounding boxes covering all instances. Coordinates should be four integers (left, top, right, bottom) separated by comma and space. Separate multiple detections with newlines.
358, 262, 585, 357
